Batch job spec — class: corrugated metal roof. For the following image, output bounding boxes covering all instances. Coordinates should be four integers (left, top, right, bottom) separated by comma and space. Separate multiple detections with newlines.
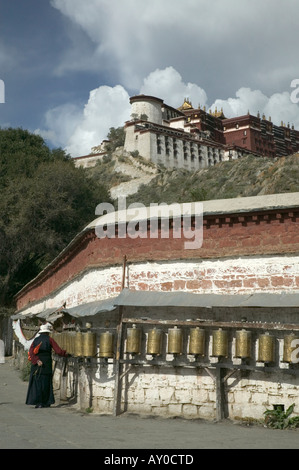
114, 289, 299, 308
12, 290, 299, 321
65, 297, 118, 318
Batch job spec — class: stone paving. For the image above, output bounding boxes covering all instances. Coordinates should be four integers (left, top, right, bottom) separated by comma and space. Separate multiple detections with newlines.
1, 357, 299, 451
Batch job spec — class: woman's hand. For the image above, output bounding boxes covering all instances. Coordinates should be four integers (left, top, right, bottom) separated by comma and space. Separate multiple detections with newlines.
37, 360, 43, 367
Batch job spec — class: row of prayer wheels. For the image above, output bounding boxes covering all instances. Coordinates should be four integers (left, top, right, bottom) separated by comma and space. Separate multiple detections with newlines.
126, 326, 299, 364
51, 331, 115, 358
51, 327, 299, 364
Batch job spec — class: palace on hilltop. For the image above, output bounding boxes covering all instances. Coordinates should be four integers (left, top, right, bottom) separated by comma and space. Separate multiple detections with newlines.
124, 95, 299, 170
74, 94, 299, 170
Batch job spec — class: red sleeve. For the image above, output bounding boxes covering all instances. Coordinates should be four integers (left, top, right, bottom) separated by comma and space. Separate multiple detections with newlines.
28, 341, 40, 365
50, 337, 67, 356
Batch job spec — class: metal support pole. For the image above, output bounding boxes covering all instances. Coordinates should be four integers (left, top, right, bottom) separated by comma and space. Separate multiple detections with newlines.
215, 366, 225, 421
113, 306, 124, 417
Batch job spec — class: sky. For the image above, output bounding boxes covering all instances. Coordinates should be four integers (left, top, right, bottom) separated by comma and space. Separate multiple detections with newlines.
0, 0, 299, 158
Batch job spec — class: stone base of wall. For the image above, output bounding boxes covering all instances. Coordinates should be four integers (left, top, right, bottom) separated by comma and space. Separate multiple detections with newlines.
52, 358, 299, 422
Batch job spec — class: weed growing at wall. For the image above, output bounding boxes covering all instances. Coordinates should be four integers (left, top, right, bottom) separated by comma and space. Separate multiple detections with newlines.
264, 404, 299, 430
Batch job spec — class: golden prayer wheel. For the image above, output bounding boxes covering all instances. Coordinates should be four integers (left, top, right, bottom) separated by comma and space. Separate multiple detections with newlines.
126, 325, 142, 354
168, 326, 183, 355
258, 332, 275, 363
67, 332, 76, 355
99, 331, 114, 358
212, 329, 228, 358
235, 329, 252, 359
189, 327, 205, 356
64, 332, 72, 354
147, 328, 163, 356
51, 332, 59, 346
60, 332, 68, 350
283, 333, 299, 363
82, 331, 97, 357
74, 331, 83, 357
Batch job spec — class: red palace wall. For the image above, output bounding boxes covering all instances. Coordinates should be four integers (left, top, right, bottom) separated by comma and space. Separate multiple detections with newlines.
15, 205, 299, 312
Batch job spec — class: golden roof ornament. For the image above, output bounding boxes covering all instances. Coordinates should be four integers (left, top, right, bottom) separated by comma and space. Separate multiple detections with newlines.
178, 98, 193, 111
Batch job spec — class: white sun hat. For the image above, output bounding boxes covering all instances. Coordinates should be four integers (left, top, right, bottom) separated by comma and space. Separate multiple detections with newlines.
39, 323, 53, 334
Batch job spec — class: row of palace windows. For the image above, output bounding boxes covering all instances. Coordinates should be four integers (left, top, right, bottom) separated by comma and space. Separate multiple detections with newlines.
156, 134, 223, 158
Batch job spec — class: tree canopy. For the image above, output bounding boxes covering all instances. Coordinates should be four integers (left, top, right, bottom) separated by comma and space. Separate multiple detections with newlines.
0, 128, 111, 307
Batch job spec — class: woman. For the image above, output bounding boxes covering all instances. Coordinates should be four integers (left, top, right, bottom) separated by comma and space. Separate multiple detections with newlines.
26, 322, 68, 408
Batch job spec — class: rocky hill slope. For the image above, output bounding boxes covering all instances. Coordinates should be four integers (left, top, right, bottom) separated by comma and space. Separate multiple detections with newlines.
85, 149, 299, 206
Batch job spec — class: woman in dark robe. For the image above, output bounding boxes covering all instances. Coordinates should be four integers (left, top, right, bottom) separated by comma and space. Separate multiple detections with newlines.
26, 323, 68, 408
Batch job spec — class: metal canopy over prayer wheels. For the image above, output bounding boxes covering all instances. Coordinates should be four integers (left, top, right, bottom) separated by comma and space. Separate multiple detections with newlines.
168, 326, 183, 355
189, 327, 205, 356
283, 333, 299, 363
212, 329, 228, 358
258, 332, 275, 363
82, 331, 97, 357
126, 324, 141, 354
235, 329, 252, 359
147, 328, 163, 356
99, 331, 114, 358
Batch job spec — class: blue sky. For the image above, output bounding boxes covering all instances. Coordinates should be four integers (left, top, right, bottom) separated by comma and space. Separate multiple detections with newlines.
1, 0, 299, 157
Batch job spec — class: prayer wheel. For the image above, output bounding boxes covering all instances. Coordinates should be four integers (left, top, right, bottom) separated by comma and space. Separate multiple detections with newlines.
64, 332, 73, 354
258, 332, 275, 363
99, 331, 114, 358
235, 329, 252, 359
147, 328, 163, 356
67, 332, 76, 355
168, 326, 183, 355
51, 332, 60, 346
189, 327, 205, 356
74, 331, 83, 357
60, 332, 68, 350
126, 325, 141, 354
82, 331, 97, 357
283, 333, 299, 363
212, 329, 228, 358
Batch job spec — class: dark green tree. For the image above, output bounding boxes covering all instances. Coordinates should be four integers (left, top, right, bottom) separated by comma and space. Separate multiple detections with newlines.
0, 128, 111, 306
105, 127, 125, 153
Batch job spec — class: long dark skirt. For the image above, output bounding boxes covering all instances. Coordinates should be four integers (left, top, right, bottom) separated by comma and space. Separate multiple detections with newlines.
26, 367, 55, 407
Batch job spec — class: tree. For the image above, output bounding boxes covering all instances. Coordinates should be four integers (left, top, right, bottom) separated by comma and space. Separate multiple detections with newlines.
105, 127, 125, 153
0, 128, 111, 306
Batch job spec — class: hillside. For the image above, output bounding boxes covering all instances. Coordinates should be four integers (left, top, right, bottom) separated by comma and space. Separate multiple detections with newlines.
85, 150, 299, 206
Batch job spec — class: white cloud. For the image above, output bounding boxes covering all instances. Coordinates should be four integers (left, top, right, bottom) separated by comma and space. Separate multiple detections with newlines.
35, 102, 83, 149
65, 85, 131, 156
37, 84, 131, 157
210, 87, 299, 129
140, 67, 207, 109
50, 0, 299, 97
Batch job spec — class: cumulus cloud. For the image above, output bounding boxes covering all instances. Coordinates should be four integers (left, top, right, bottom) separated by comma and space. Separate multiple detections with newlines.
210, 88, 299, 129
37, 66, 299, 157
37, 84, 131, 157
50, 0, 299, 97
140, 67, 207, 109
35, 103, 83, 149
64, 85, 131, 156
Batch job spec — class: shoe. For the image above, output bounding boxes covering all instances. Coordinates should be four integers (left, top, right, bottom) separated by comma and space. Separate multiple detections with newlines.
35, 404, 42, 408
